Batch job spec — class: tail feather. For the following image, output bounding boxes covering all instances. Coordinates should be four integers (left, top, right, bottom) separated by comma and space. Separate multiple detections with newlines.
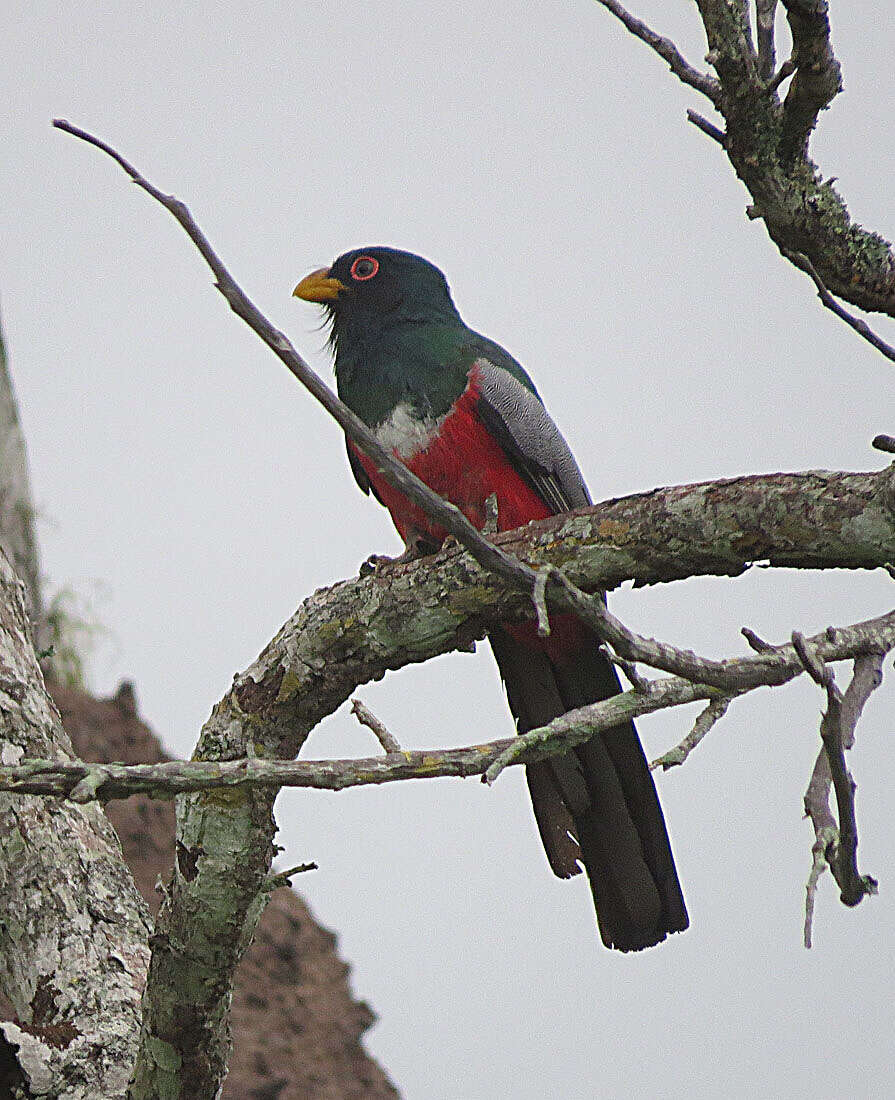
489, 624, 689, 951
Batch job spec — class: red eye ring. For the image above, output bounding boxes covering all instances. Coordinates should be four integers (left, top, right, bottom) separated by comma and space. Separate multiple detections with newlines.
350, 255, 379, 281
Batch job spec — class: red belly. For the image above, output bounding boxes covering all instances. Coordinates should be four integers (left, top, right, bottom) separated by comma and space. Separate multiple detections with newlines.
352, 377, 583, 656
353, 378, 552, 541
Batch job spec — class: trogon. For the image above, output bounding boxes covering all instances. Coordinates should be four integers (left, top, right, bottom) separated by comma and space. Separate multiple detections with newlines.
294, 247, 688, 950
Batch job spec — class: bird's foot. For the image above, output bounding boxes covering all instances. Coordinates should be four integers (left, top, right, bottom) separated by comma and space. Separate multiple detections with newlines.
359, 538, 435, 576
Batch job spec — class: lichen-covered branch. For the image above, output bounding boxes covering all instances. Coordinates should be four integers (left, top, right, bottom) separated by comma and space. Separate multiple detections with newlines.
779, 0, 842, 163
0, 607, 892, 805
0, 550, 151, 1099
597, 1, 895, 323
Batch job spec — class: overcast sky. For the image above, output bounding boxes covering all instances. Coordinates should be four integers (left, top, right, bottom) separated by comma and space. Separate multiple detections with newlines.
2, 3, 893, 1097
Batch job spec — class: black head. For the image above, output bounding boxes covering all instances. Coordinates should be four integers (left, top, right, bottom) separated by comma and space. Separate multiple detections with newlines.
293, 246, 460, 328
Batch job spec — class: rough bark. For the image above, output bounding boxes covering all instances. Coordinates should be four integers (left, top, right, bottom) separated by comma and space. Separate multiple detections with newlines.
0, 313, 42, 624
0, 552, 151, 1099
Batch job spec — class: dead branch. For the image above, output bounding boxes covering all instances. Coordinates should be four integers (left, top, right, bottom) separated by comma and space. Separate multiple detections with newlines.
784, 251, 895, 365
802, 652, 883, 945
351, 698, 402, 753
594, 0, 721, 103
650, 696, 732, 771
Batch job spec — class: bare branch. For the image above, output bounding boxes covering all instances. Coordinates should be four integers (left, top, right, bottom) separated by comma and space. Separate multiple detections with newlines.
594, 0, 721, 104
803, 832, 829, 948
784, 251, 895, 365
351, 698, 402, 753
686, 109, 726, 147
742, 626, 774, 653
756, 0, 778, 82
650, 696, 732, 770
779, 0, 842, 163
530, 564, 895, 694
801, 652, 883, 946
264, 862, 318, 891
599, 644, 651, 692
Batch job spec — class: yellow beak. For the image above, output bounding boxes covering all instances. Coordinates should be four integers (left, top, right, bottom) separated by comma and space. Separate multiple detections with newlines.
292, 267, 346, 302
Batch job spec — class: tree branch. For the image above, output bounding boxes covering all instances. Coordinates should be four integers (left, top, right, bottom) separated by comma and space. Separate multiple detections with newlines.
649, 695, 732, 770
779, 0, 842, 163
0, 607, 892, 804
596, 2, 895, 328
593, 0, 721, 104
802, 651, 883, 945
350, 698, 402, 753
783, 250, 895, 365
756, 0, 779, 83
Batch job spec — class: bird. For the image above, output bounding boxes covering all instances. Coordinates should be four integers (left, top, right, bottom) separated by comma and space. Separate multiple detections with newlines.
294, 246, 688, 950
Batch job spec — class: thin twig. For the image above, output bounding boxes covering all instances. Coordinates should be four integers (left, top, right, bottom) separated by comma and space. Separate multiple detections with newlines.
264, 862, 318, 891
350, 698, 402, 753
599, 644, 650, 692
533, 567, 551, 637
741, 626, 774, 653
686, 109, 726, 147
649, 695, 732, 770
594, 0, 721, 104
799, 650, 882, 944
784, 250, 895, 364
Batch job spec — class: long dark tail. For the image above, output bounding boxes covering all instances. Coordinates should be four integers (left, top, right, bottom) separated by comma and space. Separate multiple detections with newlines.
489, 624, 689, 951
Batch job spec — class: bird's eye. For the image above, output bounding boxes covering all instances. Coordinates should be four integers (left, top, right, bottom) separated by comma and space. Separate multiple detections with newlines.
350, 256, 379, 281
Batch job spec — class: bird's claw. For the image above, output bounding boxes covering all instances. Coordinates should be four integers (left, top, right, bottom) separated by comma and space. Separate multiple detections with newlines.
360, 553, 395, 576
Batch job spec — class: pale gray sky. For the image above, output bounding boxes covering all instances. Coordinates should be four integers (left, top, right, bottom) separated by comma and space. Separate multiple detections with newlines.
2, 3, 893, 1097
